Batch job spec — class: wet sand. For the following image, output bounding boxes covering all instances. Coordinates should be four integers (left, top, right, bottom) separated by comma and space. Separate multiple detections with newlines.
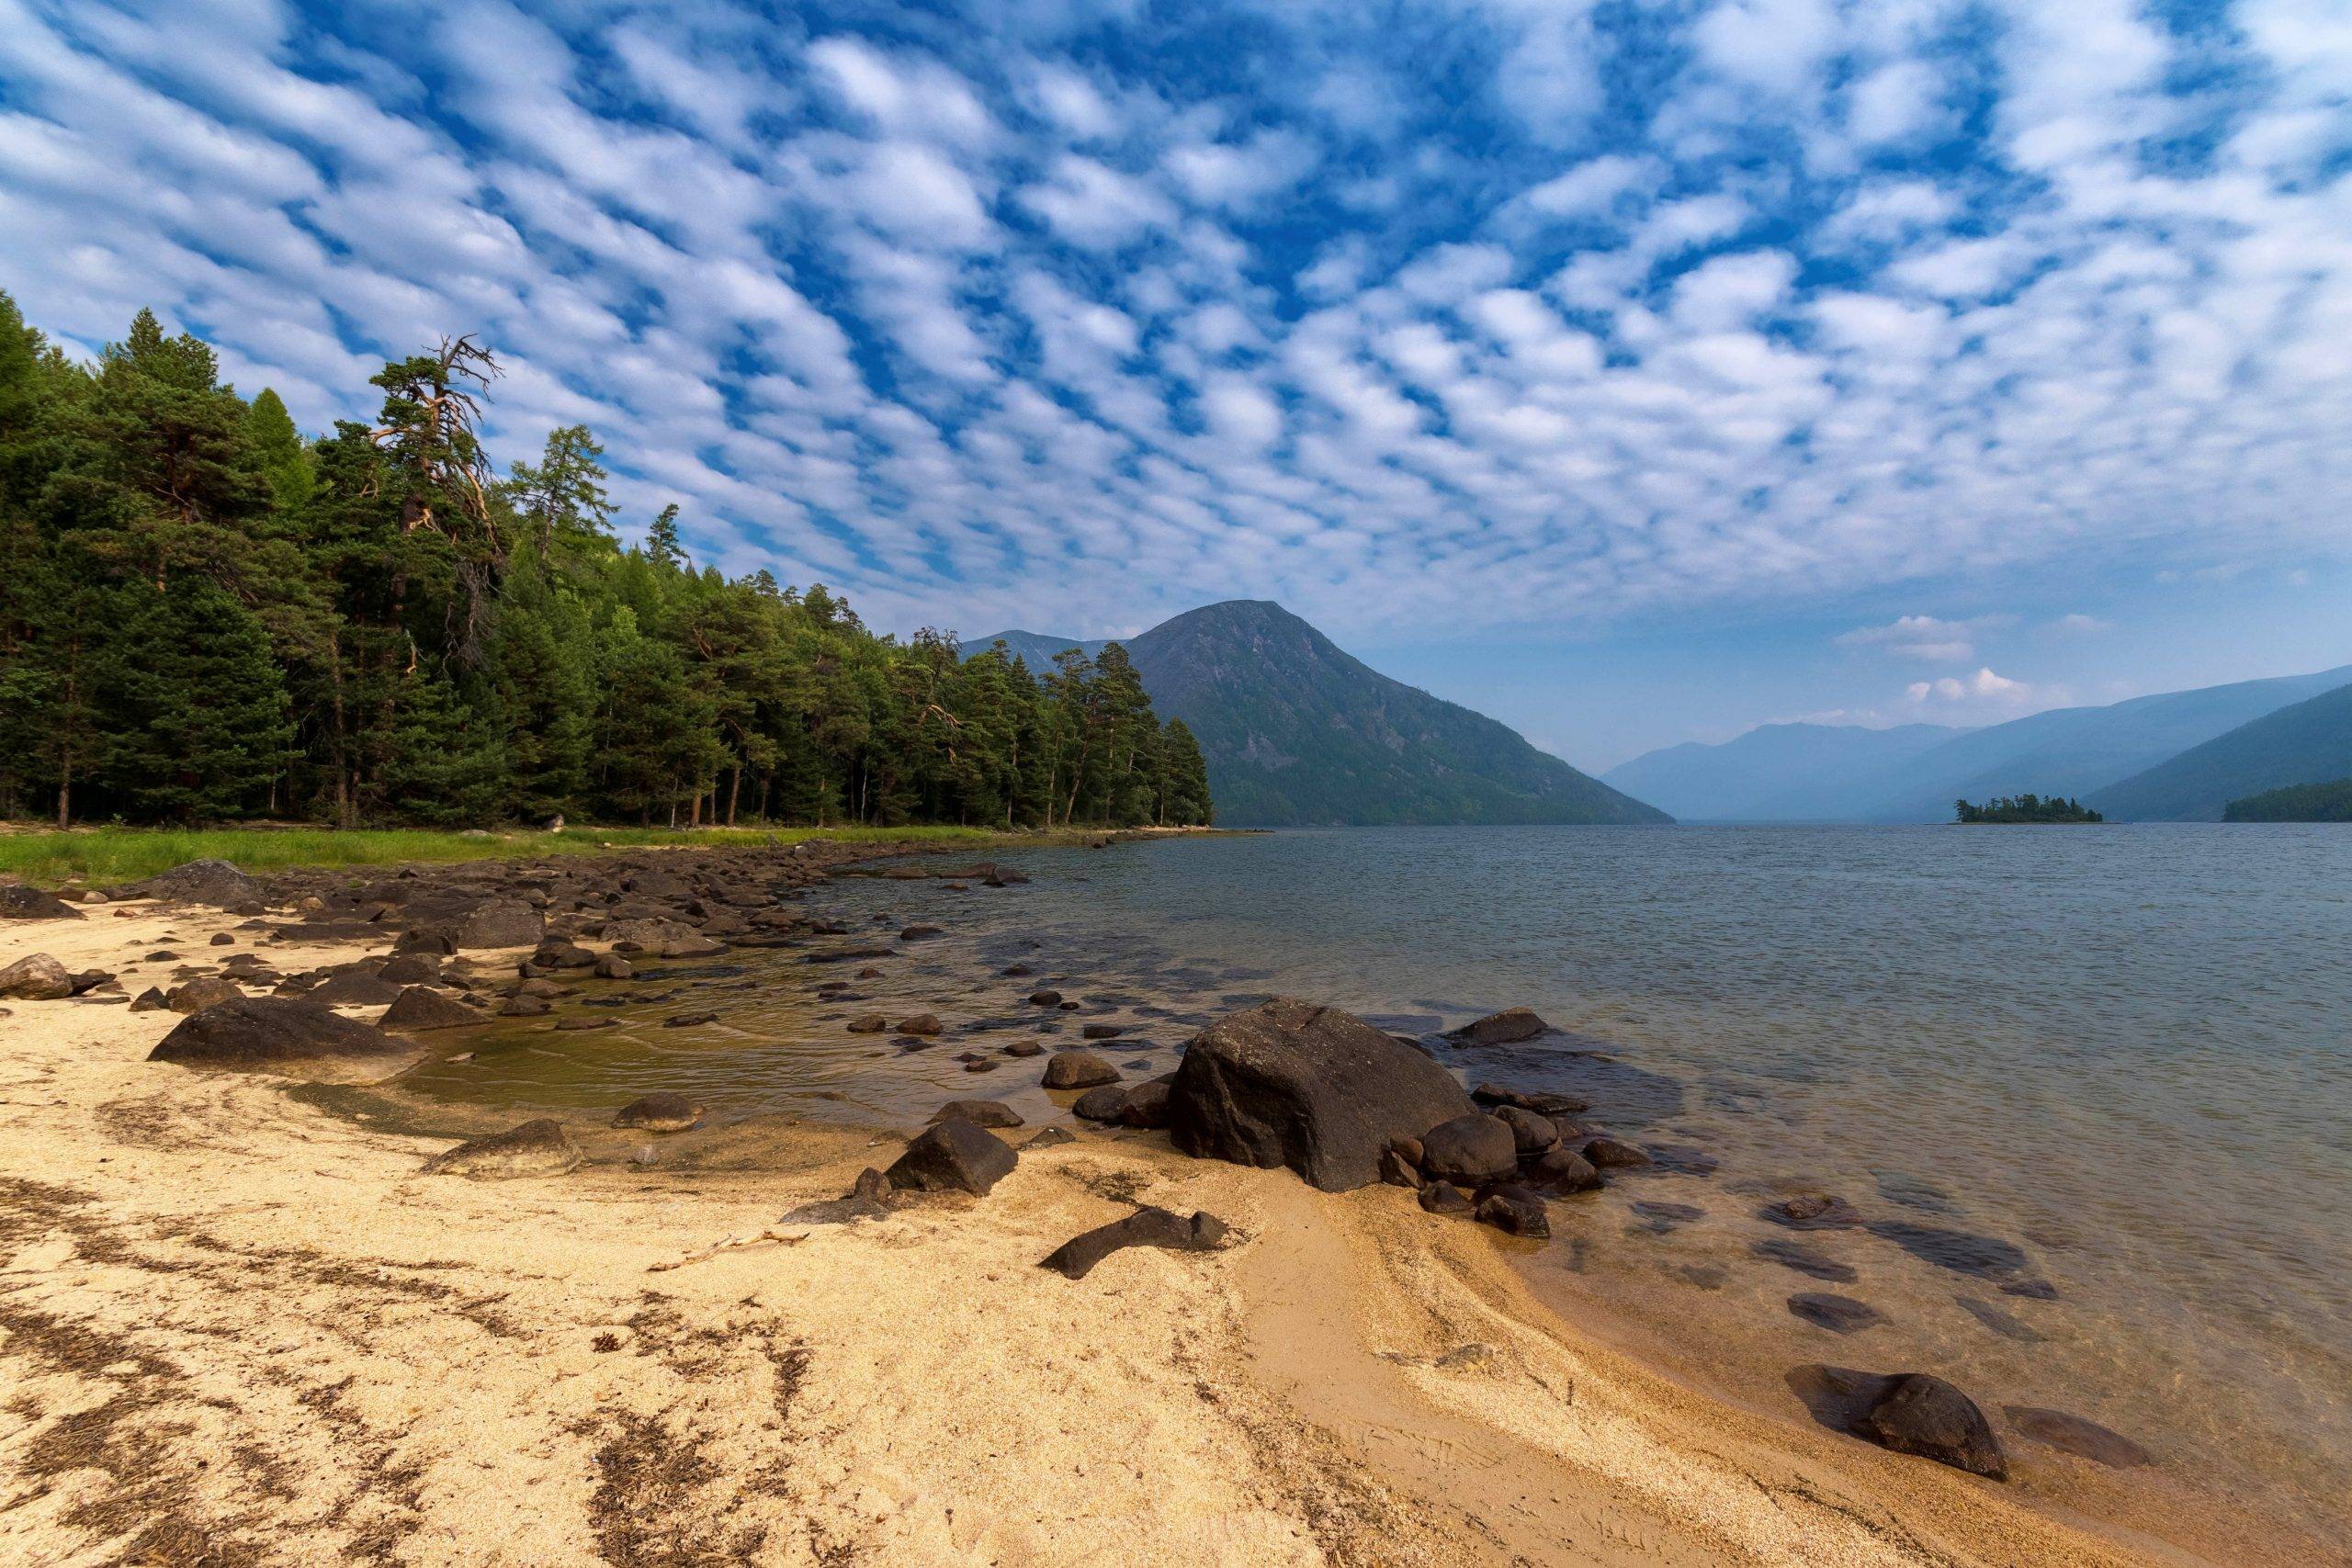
0, 855, 2197, 1565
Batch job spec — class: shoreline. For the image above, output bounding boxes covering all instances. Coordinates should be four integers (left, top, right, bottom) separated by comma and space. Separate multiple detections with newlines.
0, 841, 2206, 1563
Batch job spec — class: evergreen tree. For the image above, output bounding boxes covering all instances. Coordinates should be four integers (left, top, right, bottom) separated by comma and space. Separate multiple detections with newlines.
244, 389, 314, 511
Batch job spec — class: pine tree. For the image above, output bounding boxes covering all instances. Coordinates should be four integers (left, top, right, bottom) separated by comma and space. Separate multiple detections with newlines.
244, 389, 314, 511
89, 578, 292, 821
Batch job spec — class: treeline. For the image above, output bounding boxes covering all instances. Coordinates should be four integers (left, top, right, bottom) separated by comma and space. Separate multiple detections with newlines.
0, 293, 1211, 831
2222, 778, 2352, 822
1953, 795, 2105, 824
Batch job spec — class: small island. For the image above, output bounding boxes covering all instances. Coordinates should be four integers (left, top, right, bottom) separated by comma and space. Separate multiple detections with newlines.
1954, 794, 2106, 824
2223, 778, 2352, 822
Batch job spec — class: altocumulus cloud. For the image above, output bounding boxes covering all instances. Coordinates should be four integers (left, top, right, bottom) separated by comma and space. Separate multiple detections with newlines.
3, 0, 2349, 642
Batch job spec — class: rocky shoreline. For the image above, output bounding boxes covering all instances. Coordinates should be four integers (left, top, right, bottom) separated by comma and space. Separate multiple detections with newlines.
0, 840, 2177, 1564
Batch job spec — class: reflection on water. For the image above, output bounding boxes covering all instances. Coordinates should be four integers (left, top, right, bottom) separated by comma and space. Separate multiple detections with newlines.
399, 824, 2352, 1558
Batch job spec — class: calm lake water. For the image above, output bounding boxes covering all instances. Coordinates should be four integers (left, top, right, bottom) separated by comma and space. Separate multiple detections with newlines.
401, 825, 2352, 1559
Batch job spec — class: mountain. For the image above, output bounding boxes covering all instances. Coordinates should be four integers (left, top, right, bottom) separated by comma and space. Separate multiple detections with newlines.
2087, 680, 2352, 820
959, 629, 1108, 669
1600, 722, 1965, 821
969, 601, 1668, 827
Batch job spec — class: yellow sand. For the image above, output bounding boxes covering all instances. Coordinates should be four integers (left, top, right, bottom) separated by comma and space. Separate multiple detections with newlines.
0, 904, 2177, 1565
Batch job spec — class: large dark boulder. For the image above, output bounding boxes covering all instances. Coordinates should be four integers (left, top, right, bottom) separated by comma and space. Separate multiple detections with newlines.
1040, 1206, 1227, 1280
1167, 998, 1476, 1192
885, 1117, 1017, 1195
0, 885, 84, 920
149, 996, 426, 1083
107, 859, 262, 908
379, 987, 486, 1032
1796, 1368, 2007, 1480
1418, 1113, 1520, 1188
307, 969, 405, 1006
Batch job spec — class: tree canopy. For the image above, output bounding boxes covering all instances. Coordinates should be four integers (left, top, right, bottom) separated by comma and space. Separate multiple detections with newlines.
0, 291, 1211, 832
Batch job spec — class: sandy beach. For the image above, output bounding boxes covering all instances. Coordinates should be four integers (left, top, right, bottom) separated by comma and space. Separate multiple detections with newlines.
0, 858, 2179, 1566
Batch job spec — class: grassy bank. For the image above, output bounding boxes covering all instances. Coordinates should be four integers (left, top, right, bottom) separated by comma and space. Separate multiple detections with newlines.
0, 823, 1001, 889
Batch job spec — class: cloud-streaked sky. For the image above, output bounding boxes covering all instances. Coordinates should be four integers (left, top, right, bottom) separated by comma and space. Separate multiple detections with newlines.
5, 0, 2348, 769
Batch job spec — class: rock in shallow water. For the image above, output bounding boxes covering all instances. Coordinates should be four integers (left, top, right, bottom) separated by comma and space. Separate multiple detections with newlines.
1475, 1185, 1550, 1238
1042, 1049, 1120, 1089
379, 986, 485, 1032
1448, 1007, 1550, 1044
2002, 1405, 2152, 1469
1418, 1113, 1521, 1188
1788, 1292, 1885, 1333
612, 1093, 702, 1132
929, 1099, 1023, 1129
1166, 998, 1477, 1192
1791, 1366, 2007, 1480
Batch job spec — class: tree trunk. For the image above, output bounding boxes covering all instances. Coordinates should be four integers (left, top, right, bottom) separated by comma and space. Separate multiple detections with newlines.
55, 645, 75, 828
727, 767, 741, 827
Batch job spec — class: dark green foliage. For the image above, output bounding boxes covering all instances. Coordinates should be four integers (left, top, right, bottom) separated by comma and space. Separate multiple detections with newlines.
1953, 795, 2105, 824
2089, 681, 2352, 821
2223, 778, 2352, 822
0, 290, 1210, 831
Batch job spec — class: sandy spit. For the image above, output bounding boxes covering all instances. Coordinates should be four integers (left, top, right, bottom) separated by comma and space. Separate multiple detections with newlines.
0, 899, 2170, 1567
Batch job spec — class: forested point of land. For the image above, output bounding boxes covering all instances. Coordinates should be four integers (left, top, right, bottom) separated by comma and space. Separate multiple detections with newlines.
2222, 778, 2352, 822
0, 292, 1211, 832
1953, 795, 2105, 824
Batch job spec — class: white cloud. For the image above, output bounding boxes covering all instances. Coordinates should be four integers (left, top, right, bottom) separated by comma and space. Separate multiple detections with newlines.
1905, 667, 2044, 708
1840, 614, 2004, 661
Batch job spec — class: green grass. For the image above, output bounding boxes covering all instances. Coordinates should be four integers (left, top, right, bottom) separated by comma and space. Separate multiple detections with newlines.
0, 823, 1001, 888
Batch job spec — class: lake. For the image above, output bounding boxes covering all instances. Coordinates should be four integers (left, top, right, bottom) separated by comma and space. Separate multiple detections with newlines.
401, 824, 2352, 1559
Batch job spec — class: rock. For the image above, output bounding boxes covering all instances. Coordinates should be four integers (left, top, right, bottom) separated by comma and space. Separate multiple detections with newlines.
895, 1013, 943, 1036
456, 898, 545, 949
1003, 1041, 1044, 1058
1043, 1049, 1120, 1089
498, 994, 553, 1017
1448, 1007, 1549, 1045
1072, 1076, 1174, 1128
129, 987, 167, 1012
846, 1013, 888, 1033
69, 970, 115, 996
1955, 1296, 2045, 1342
530, 939, 596, 970
377, 953, 441, 985
424, 1119, 585, 1179
594, 953, 635, 980
930, 1099, 1023, 1129
899, 924, 943, 941
1861, 1373, 2007, 1480
0, 953, 74, 1000
1754, 1238, 1860, 1282
307, 969, 404, 1006
1379, 1147, 1422, 1188
1766, 1193, 1861, 1229
1475, 1184, 1550, 1238
1025, 1127, 1077, 1150
1418, 1181, 1474, 1215
1472, 1083, 1589, 1116
1026, 988, 1064, 1007
107, 859, 262, 908
663, 1011, 718, 1028
1492, 1104, 1558, 1154
1041, 1206, 1227, 1280
209, 932, 235, 946
149, 996, 424, 1083
1521, 1145, 1601, 1193
554, 1017, 616, 1032
0, 885, 84, 920
1167, 998, 1477, 1192
1072, 1083, 1132, 1122
612, 1093, 702, 1133
1080, 1022, 1125, 1040
2002, 1406, 2152, 1469
1389, 1135, 1424, 1167
1001, 964, 1035, 977
850, 1167, 891, 1204
379, 987, 486, 1031
1788, 1292, 1885, 1333
1580, 1136, 1651, 1169
884, 1117, 1017, 1196
1419, 1113, 1520, 1188
1630, 1200, 1705, 1232
167, 976, 245, 1013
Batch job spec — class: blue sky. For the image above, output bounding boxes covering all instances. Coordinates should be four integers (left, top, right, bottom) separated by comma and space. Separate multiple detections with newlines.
4, 0, 2348, 770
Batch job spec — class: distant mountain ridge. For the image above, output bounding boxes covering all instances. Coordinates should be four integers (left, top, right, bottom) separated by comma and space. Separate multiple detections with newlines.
1604, 664, 2352, 822
2088, 680, 2352, 821
961, 629, 1109, 670
964, 603, 1667, 828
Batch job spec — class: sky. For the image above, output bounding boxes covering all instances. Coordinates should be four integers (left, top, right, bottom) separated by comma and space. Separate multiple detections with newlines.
3, 0, 2348, 772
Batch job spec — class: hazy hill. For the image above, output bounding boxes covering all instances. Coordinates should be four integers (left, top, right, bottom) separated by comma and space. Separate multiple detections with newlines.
968, 601, 1667, 827
2089, 680, 2352, 821
1600, 721, 1963, 821
958, 629, 1108, 669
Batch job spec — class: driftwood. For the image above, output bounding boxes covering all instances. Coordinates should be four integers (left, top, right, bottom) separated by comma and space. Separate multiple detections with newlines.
647, 1227, 808, 1272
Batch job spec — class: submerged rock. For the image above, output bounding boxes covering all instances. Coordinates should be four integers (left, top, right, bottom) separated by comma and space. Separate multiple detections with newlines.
424, 1118, 585, 1179
1788, 1292, 1885, 1334
1579, 1136, 1651, 1170
151, 996, 424, 1083
612, 1093, 702, 1133
1753, 1237, 1860, 1282
930, 1099, 1023, 1129
885, 1117, 1016, 1196
1523, 1145, 1603, 1194
1766, 1193, 1862, 1230
1472, 1083, 1589, 1116
1448, 1007, 1550, 1045
2002, 1406, 2152, 1469
1166, 998, 1476, 1192
1041, 1206, 1227, 1280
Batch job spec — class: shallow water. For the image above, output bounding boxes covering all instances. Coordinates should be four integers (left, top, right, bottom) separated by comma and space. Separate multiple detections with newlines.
400, 825, 2352, 1557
